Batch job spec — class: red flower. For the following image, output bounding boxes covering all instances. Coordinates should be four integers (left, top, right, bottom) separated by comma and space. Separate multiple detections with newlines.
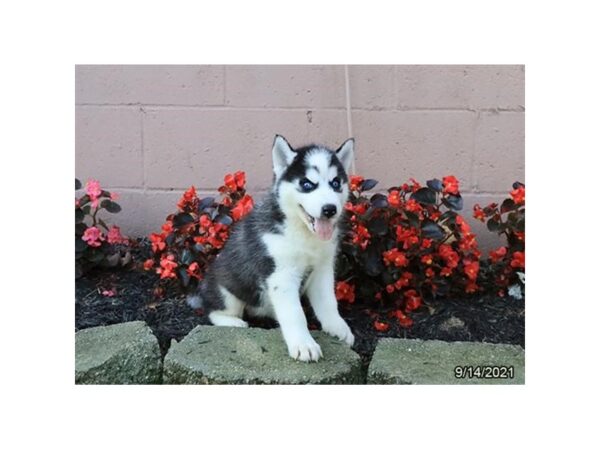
442, 175, 460, 195
234, 171, 246, 189
465, 282, 479, 294
352, 223, 371, 250
231, 194, 254, 221
404, 290, 422, 312
161, 221, 174, 234
420, 254, 434, 265
473, 204, 486, 222
458, 233, 478, 252
393, 309, 414, 328
440, 267, 453, 277
387, 190, 401, 208
82, 226, 105, 247
187, 261, 202, 279
385, 284, 395, 294
463, 261, 480, 281
157, 254, 178, 279
177, 186, 198, 211
439, 244, 460, 268
396, 226, 419, 249
85, 179, 102, 208
510, 185, 525, 205
394, 272, 413, 290
350, 175, 364, 192
143, 259, 154, 270
383, 248, 409, 267
409, 178, 422, 191
335, 281, 355, 303
456, 215, 471, 234
373, 320, 390, 332
345, 201, 368, 215
489, 246, 507, 263
107, 225, 127, 245
149, 233, 167, 253
405, 199, 422, 213
510, 251, 525, 268
421, 238, 433, 249
425, 267, 435, 278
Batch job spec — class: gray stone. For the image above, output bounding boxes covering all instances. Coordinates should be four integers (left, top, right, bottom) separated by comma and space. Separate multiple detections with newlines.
75, 321, 162, 384
163, 325, 362, 384
439, 316, 465, 332
368, 338, 524, 385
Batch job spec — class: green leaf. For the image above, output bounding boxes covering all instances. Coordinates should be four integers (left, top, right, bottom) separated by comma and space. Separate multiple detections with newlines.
179, 267, 190, 287
365, 245, 384, 276
101, 200, 121, 213
411, 187, 437, 205
421, 220, 445, 240
87, 249, 105, 263
442, 194, 463, 211
75, 262, 83, 279
487, 219, 500, 232
361, 179, 379, 191
215, 214, 233, 226
198, 197, 216, 211
75, 223, 88, 235
368, 217, 388, 236
501, 198, 516, 213
426, 178, 443, 192
404, 211, 420, 228
439, 210, 457, 224
75, 236, 87, 252
173, 212, 195, 228
181, 248, 194, 265
75, 179, 82, 190
75, 208, 84, 223
370, 193, 388, 208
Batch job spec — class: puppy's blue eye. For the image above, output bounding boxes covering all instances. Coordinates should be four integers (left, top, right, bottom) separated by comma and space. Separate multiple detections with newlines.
330, 177, 341, 191
299, 178, 316, 192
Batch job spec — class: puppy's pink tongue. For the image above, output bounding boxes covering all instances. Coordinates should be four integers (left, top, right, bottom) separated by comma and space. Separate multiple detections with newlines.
315, 218, 334, 240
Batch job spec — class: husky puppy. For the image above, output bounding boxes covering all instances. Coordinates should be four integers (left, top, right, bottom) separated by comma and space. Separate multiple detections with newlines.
188, 135, 355, 362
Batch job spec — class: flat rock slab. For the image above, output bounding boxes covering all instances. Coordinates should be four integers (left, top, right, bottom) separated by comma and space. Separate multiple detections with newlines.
368, 338, 524, 384
163, 325, 362, 384
76, 321, 162, 384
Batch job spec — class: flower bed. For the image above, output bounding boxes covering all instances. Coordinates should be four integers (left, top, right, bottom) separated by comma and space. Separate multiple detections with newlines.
75, 173, 525, 365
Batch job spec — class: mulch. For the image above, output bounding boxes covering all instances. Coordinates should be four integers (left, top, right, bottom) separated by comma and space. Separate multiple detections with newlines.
75, 239, 525, 363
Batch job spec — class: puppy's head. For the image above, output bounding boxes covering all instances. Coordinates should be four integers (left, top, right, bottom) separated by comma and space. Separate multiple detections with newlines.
272, 135, 354, 241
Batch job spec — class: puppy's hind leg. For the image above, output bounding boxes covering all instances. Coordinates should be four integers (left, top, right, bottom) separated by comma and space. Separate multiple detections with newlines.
208, 286, 248, 328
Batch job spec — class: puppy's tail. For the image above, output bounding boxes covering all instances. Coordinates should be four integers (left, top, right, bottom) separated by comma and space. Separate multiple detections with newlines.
186, 293, 203, 309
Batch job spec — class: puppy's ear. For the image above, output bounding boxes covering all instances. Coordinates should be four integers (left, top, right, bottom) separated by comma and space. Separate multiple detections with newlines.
272, 135, 296, 179
336, 138, 355, 173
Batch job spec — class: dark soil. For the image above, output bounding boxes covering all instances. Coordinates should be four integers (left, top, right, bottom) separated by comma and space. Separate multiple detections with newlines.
75, 239, 525, 364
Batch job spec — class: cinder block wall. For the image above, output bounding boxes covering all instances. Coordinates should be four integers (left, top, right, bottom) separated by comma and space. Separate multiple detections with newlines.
75, 65, 524, 251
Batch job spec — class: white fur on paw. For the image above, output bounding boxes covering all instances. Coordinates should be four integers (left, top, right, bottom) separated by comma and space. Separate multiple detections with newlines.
209, 313, 249, 328
287, 336, 323, 362
323, 319, 355, 346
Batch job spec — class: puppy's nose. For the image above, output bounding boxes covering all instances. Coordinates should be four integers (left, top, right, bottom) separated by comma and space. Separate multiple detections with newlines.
321, 204, 337, 218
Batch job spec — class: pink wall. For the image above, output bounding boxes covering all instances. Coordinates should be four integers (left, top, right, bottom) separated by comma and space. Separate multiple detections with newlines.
75, 65, 524, 251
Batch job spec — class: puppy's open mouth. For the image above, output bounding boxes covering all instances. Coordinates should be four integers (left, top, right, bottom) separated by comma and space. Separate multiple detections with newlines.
299, 206, 335, 241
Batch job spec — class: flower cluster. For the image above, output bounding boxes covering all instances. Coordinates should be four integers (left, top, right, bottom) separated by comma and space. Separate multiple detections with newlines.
144, 171, 254, 293
336, 175, 482, 329
473, 182, 525, 298
75, 178, 131, 278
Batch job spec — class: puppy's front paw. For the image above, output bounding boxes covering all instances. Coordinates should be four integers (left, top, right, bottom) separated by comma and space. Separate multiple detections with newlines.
322, 319, 355, 347
286, 335, 323, 362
